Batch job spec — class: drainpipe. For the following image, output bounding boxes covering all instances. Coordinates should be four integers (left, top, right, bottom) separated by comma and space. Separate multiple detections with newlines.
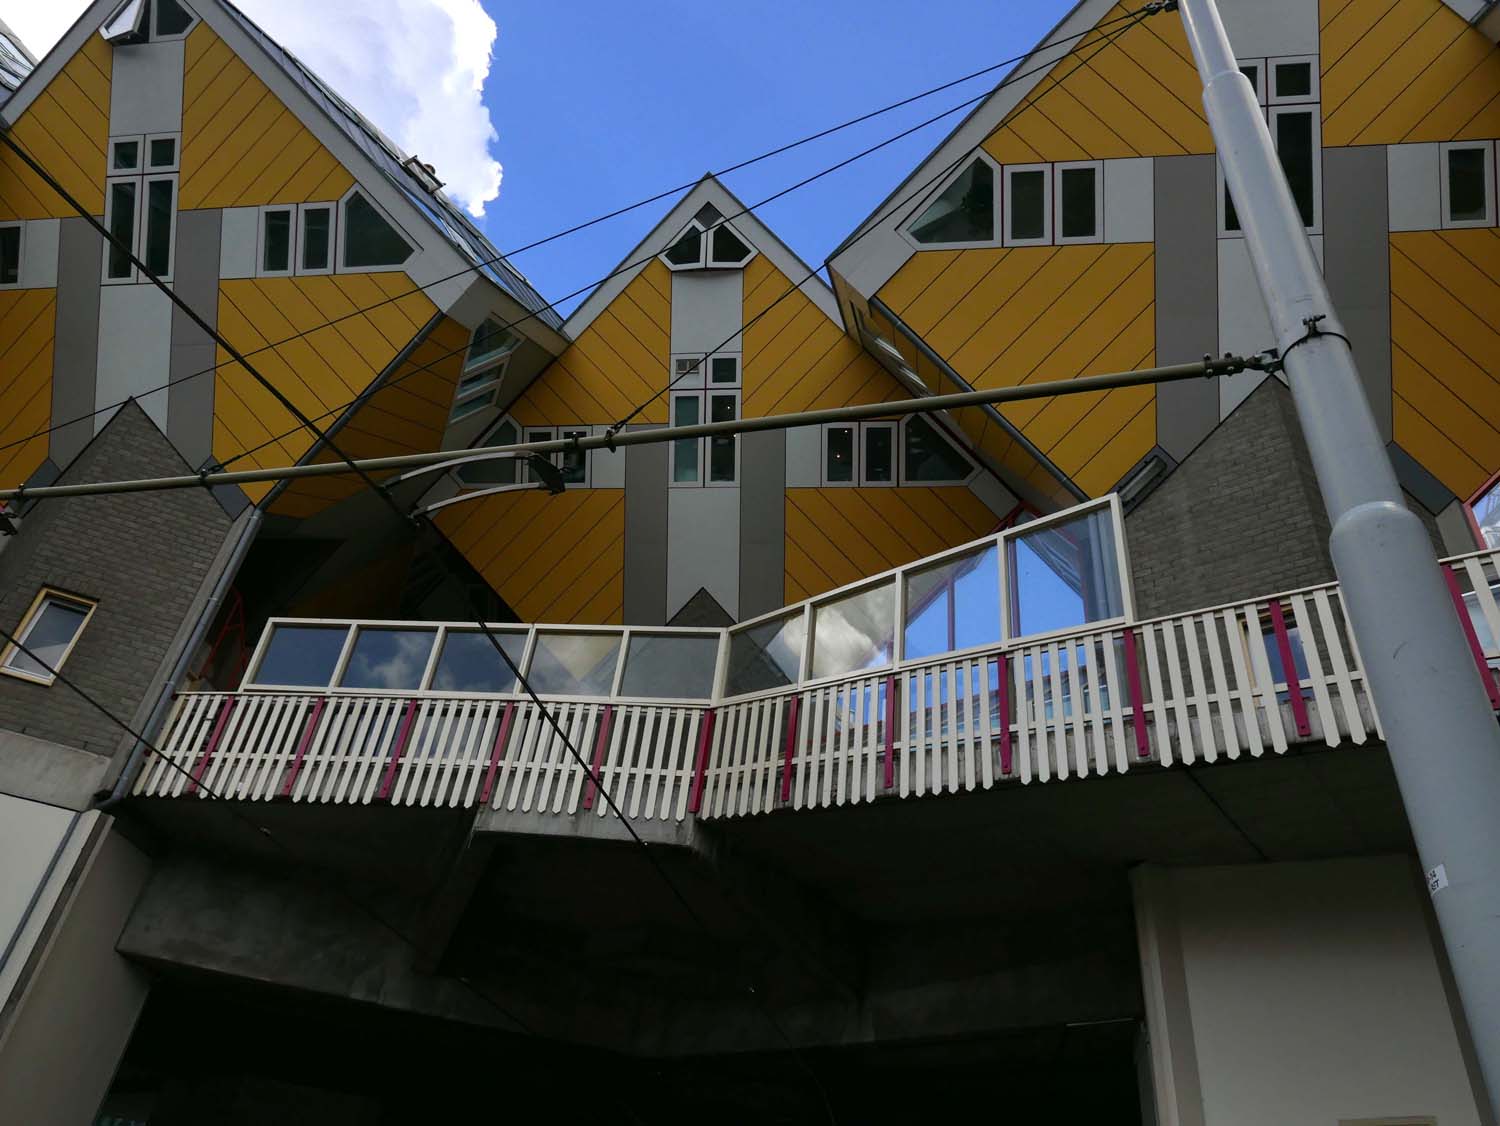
97, 504, 263, 807
1179, 0, 1500, 1115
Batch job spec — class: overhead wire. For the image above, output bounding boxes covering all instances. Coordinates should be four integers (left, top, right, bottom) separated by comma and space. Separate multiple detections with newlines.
0, 8, 1148, 464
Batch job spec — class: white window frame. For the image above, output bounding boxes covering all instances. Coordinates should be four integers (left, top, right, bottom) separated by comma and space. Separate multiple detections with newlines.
820, 423, 858, 488
256, 204, 296, 278
706, 352, 741, 388
558, 427, 592, 490
521, 425, 556, 486
0, 220, 23, 289
296, 201, 336, 276
140, 173, 179, 281
704, 390, 740, 487
102, 171, 178, 283
109, 134, 144, 174
1237, 58, 1268, 106
0, 588, 98, 686
1054, 159, 1104, 245
150, 0, 200, 41
668, 391, 704, 487
1267, 103, 1322, 235
660, 221, 708, 272
1267, 54, 1319, 105
706, 221, 758, 268
145, 131, 180, 173
335, 184, 417, 275
670, 352, 707, 390
1002, 163, 1052, 247
1439, 140, 1496, 230
899, 151, 1003, 251
898, 414, 976, 486
861, 420, 898, 487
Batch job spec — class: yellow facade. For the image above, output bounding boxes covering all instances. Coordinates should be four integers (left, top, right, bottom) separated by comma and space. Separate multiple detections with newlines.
0, 289, 57, 487
0, 37, 110, 221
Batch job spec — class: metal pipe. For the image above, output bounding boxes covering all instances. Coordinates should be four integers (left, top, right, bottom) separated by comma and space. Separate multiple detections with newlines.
1180, 0, 1500, 1116
0, 356, 1251, 502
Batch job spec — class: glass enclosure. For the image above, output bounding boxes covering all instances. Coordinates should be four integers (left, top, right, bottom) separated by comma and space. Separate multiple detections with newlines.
243, 497, 1134, 702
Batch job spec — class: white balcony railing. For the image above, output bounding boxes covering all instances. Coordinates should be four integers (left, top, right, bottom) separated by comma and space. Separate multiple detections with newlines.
135, 546, 1500, 823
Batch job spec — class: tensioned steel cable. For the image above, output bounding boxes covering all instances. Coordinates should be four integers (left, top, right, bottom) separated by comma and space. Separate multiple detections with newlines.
210, 3, 1165, 474
0, 8, 1148, 462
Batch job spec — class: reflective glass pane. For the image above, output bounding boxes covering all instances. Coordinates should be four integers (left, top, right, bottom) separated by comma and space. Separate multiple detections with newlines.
1273, 61, 1311, 98
903, 544, 1001, 660
726, 611, 805, 696
263, 209, 291, 273
3, 598, 90, 679
112, 140, 139, 171
0, 226, 18, 285
467, 317, 518, 368
431, 630, 524, 693
1007, 507, 1126, 639
811, 581, 895, 679
708, 395, 736, 482
343, 191, 412, 268
904, 416, 969, 482
107, 181, 136, 279
1060, 167, 1096, 238
673, 395, 700, 483
144, 179, 173, 276
528, 632, 620, 696
665, 226, 702, 266
864, 426, 893, 483
149, 137, 176, 168
156, 0, 195, 35
826, 425, 854, 483
709, 356, 738, 384
1009, 169, 1046, 241
301, 207, 331, 270
1275, 111, 1315, 228
560, 429, 588, 484
620, 633, 720, 699
252, 625, 348, 686
457, 420, 518, 486
1448, 147, 1487, 223
910, 159, 993, 244
1473, 480, 1500, 549
339, 628, 435, 690
710, 224, 752, 264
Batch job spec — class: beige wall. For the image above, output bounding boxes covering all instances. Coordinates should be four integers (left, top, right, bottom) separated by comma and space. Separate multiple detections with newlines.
1136, 856, 1483, 1126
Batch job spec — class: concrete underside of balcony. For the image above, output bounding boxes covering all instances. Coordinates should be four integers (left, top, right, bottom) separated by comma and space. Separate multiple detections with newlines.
117, 739, 1413, 1060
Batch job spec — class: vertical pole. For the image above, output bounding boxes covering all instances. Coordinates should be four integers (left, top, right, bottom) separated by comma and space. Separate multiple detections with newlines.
1180, 0, 1500, 1113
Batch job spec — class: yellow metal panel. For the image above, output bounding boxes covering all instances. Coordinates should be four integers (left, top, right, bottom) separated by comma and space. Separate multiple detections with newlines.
877, 250, 961, 317
1393, 391, 1487, 495
1323, 2, 1448, 134
0, 290, 55, 486
898, 248, 1013, 343
1021, 304, 1155, 449
1072, 399, 1156, 496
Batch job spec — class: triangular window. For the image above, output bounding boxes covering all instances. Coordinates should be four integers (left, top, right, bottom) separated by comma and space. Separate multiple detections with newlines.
341, 190, 413, 269
663, 223, 704, 268
710, 224, 752, 266
155, 0, 196, 37
908, 158, 995, 245
660, 216, 756, 271
100, 0, 149, 43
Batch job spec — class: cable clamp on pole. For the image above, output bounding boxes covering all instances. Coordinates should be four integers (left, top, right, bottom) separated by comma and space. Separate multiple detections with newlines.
1278, 313, 1353, 372
603, 424, 620, 452
196, 460, 221, 489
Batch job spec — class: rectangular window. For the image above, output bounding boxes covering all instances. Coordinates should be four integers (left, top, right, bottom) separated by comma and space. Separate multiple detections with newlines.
824, 424, 855, 485
1273, 107, 1318, 230
524, 427, 555, 485
1238, 61, 1266, 105
143, 176, 175, 278
559, 428, 589, 486
1005, 165, 1051, 245
0, 223, 20, 287
707, 391, 738, 484
299, 203, 334, 273
1441, 142, 1494, 229
1269, 55, 1317, 103
709, 354, 740, 385
0, 589, 97, 685
671, 393, 701, 485
672, 354, 706, 389
1006, 503, 1127, 640
1056, 162, 1101, 243
146, 133, 179, 171
111, 137, 140, 172
260, 206, 293, 275
862, 421, 896, 485
104, 178, 138, 281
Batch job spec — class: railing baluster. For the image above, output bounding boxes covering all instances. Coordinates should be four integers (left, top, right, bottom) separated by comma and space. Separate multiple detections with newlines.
1182, 615, 1217, 764
1268, 599, 1312, 739
1444, 564, 1500, 708
1313, 589, 1365, 743
186, 696, 237, 797
995, 654, 1013, 780
1141, 624, 1171, 766
1101, 632, 1129, 773
1222, 608, 1263, 757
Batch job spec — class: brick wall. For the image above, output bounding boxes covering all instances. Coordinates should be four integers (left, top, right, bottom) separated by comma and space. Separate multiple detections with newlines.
0, 403, 233, 757
1125, 379, 1334, 618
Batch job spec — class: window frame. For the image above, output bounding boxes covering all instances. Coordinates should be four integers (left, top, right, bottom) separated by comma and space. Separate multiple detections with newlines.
660, 221, 707, 272
861, 420, 898, 487
899, 414, 976, 486
256, 204, 296, 278
1267, 54, 1319, 105
705, 389, 740, 487
102, 175, 140, 283
145, 131, 180, 173
1003, 163, 1053, 247
139, 172, 179, 281
296, 201, 336, 276
820, 423, 858, 488
0, 588, 98, 686
0, 220, 23, 289
1054, 159, 1103, 245
558, 427, 592, 489
668, 390, 704, 487
1439, 140, 1495, 230
706, 352, 741, 388
707, 221, 757, 268
1466, 467, 1500, 550
102, 171, 178, 284
110, 134, 144, 174
151, 0, 200, 41
335, 184, 417, 274
1219, 105, 1323, 237
899, 151, 1003, 251
1237, 58, 1268, 106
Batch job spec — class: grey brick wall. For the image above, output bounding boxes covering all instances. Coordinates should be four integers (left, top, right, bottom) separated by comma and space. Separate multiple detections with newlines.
1125, 379, 1334, 618
0, 402, 233, 757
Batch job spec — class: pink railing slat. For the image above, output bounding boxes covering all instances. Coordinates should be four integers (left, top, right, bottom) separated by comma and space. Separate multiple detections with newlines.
996, 655, 1013, 776
1268, 600, 1312, 739
582, 704, 615, 811
187, 697, 237, 795
779, 697, 801, 803
477, 702, 518, 806
277, 696, 327, 799
688, 707, 717, 814
375, 700, 419, 802
882, 677, 896, 790
1442, 565, 1500, 709
1123, 628, 1150, 759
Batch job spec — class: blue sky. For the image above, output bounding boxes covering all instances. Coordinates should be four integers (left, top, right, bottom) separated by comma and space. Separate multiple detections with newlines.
475, 1, 1072, 316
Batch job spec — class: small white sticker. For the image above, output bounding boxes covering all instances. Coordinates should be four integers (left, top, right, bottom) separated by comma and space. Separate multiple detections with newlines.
1427, 864, 1449, 894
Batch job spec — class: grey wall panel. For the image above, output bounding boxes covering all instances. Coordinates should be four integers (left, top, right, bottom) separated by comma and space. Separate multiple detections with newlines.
668, 487, 739, 622
167, 209, 222, 469
1153, 155, 1219, 461
108, 39, 184, 134
49, 218, 102, 470
623, 433, 668, 625
1324, 145, 1393, 442
671, 271, 743, 355
739, 429, 785, 620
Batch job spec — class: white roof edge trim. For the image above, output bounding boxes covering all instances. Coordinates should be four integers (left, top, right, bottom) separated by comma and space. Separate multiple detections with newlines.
0, 0, 119, 126
563, 174, 841, 338
825, 0, 1116, 297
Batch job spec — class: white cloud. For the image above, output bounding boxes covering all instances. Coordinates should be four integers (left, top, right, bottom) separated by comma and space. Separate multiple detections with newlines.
0, 0, 504, 217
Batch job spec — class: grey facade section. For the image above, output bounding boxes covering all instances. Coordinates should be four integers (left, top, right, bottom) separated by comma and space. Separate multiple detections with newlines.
49, 218, 102, 470
1126, 380, 1332, 617
1153, 155, 1220, 462
167, 208, 222, 470
0, 402, 233, 757
738, 429, 785, 620
1388, 441, 1456, 516
622, 433, 668, 626
1323, 145, 1393, 442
